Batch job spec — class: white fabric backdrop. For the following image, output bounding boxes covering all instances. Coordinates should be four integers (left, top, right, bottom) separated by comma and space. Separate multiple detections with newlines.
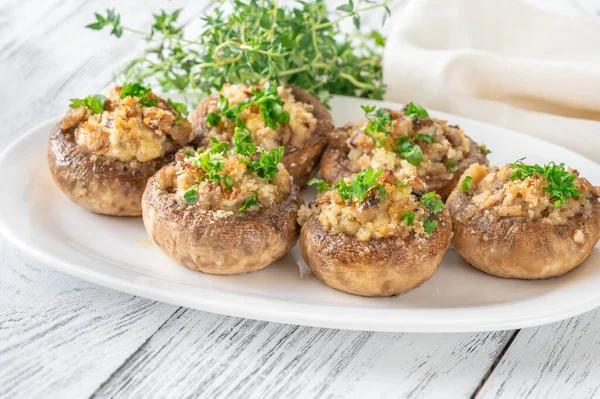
383, 0, 600, 162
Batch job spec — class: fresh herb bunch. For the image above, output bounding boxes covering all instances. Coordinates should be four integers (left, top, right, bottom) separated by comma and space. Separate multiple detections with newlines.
509, 159, 582, 207
308, 168, 387, 202
69, 94, 106, 114
207, 82, 290, 132
87, 0, 391, 105
361, 105, 392, 148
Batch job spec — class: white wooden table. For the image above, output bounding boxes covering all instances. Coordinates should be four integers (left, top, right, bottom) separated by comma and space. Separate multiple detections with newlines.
2, 0, 600, 397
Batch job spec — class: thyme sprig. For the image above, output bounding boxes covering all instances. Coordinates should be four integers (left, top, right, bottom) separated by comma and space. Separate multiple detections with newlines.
87, 0, 391, 105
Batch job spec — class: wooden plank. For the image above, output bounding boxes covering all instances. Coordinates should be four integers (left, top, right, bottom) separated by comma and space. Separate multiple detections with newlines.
94, 309, 513, 398
0, 1, 212, 397
476, 309, 600, 399
0, 241, 178, 398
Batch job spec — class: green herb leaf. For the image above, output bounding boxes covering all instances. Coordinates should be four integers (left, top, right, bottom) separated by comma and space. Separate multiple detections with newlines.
404, 102, 429, 119
69, 94, 106, 114
460, 176, 473, 192
447, 159, 459, 173
167, 98, 188, 124
480, 144, 492, 155
402, 145, 424, 166
245, 147, 284, 181
393, 135, 425, 166
224, 175, 234, 190
308, 178, 330, 193
414, 133, 436, 144
420, 192, 445, 214
400, 211, 415, 226
423, 218, 438, 235
232, 129, 257, 157
206, 112, 222, 128
509, 159, 581, 207
86, 9, 122, 37
334, 168, 385, 202
238, 191, 259, 213
183, 184, 199, 205
361, 105, 392, 148
120, 82, 158, 107
209, 137, 230, 154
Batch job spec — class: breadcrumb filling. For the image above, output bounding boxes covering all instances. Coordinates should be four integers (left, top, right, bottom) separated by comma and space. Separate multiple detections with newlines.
298, 170, 436, 241
155, 148, 292, 214
344, 111, 471, 184
206, 83, 317, 150
70, 88, 190, 162
461, 164, 593, 224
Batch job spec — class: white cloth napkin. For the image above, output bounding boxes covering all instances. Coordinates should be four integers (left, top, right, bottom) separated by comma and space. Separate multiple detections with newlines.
383, 0, 600, 163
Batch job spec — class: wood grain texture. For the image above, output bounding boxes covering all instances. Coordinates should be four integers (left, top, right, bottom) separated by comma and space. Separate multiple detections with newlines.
0, 241, 177, 398
476, 312, 600, 399
1, 0, 599, 398
94, 308, 513, 399
0, 0, 205, 397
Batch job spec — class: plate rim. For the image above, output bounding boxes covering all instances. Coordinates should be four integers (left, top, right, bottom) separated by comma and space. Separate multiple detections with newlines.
1, 105, 600, 333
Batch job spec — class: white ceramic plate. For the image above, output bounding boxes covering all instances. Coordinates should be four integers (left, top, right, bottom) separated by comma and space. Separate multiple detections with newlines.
1, 96, 599, 332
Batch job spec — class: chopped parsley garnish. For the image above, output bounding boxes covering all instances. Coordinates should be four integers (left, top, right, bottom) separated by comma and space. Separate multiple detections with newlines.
446, 159, 459, 173
335, 168, 387, 202
394, 136, 423, 166
206, 112, 222, 128
509, 159, 581, 207
460, 176, 473, 192
244, 147, 285, 181
400, 211, 415, 226
361, 105, 392, 148
420, 192, 445, 214
414, 133, 436, 144
167, 98, 188, 124
238, 191, 259, 213
120, 82, 158, 107
423, 218, 438, 235
210, 82, 290, 134
69, 94, 105, 114
232, 129, 257, 157
480, 144, 491, 155
208, 137, 230, 154
307, 178, 330, 193
404, 102, 429, 119
183, 184, 199, 205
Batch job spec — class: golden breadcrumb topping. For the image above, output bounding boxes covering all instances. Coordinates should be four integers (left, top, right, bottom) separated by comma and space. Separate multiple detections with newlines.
205, 83, 317, 150
343, 110, 471, 185
459, 163, 596, 224
155, 148, 292, 215
298, 169, 442, 241
67, 87, 192, 162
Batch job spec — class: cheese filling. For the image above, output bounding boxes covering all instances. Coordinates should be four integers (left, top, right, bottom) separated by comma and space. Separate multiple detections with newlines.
155, 148, 292, 214
205, 83, 317, 151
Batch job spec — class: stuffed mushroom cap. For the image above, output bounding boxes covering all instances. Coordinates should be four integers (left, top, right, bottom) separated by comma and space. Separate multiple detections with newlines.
447, 162, 600, 279
320, 104, 488, 200
142, 142, 302, 275
48, 84, 193, 216
299, 168, 452, 297
190, 82, 333, 187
